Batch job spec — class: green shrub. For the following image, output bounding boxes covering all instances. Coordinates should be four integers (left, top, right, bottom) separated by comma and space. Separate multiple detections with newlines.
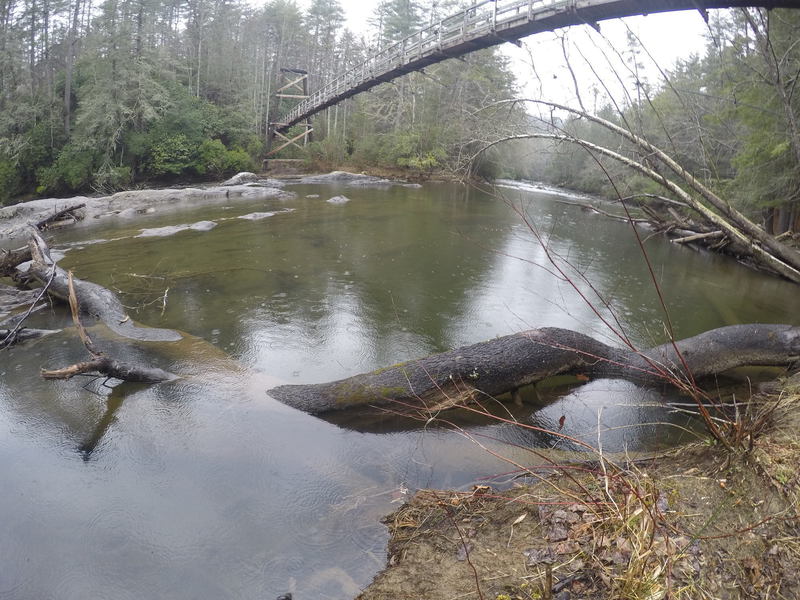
146, 134, 192, 177
36, 144, 98, 194
0, 159, 21, 204
94, 165, 133, 192
195, 139, 228, 176
223, 147, 254, 173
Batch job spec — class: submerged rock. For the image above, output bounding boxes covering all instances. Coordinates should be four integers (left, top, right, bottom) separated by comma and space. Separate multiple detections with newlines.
326, 195, 351, 204
137, 220, 218, 237
238, 212, 276, 220
189, 220, 217, 231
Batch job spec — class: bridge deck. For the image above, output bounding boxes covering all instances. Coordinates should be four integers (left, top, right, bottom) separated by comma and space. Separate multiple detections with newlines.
274, 0, 794, 132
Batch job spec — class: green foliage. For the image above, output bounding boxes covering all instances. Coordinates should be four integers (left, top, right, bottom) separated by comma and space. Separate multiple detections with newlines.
94, 165, 133, 192
307, 136, 349, 164
348, 130, 446, 171
36, 143, 99, 194
0, 159, 21, 204
196, 139, 254, 176
147, 134, 193, 177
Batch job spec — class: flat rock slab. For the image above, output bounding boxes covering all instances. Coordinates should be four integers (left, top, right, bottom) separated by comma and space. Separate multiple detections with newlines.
297, 171, 393, 186
0, 184, 293, 247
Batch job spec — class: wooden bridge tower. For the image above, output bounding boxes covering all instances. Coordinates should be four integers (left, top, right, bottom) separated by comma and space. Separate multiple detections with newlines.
267, 68, 314, 156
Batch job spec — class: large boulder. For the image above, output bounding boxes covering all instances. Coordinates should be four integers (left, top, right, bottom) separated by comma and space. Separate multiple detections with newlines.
221, 172, 261, 186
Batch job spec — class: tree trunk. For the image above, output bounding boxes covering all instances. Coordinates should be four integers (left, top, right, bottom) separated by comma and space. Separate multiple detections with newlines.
268, 324, 800, 415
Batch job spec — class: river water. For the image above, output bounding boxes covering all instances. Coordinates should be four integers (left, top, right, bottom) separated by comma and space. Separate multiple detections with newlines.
0, 179, 797, 598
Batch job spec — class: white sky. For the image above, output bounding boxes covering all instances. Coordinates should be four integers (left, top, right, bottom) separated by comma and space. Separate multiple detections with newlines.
302, 1, 714, 105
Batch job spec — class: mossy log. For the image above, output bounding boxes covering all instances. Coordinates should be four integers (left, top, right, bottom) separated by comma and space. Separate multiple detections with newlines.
269, 325, 800, 414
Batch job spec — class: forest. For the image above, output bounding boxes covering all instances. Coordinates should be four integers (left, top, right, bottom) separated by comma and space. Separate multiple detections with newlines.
0, 0, 520, 200
0, 0, 798, 239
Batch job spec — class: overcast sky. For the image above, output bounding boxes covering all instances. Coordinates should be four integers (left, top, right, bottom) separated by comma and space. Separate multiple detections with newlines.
303, 1, 714, 105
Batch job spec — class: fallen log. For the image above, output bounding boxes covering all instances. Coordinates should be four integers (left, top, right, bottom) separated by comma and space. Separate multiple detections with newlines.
268, 325, 800, 414
26, 228, 181, 342
672, 230, 724, 245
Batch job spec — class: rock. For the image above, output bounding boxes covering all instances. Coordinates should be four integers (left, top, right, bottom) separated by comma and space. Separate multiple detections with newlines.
0, 186, 295, 245
116, 207, 138, 218
306, 194, 320, 198
238, 212, 276, 220
326, 195, 350, 204
189, 221, 217, 232
298, 171, 392, 186
221, 172, 260, 186
137, 220, 218, 237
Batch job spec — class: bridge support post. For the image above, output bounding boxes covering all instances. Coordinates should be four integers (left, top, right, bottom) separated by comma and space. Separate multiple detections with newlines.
267, 67, 314, 157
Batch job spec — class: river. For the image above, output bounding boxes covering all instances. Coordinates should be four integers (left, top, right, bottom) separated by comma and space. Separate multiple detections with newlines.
0, 178, 796, 598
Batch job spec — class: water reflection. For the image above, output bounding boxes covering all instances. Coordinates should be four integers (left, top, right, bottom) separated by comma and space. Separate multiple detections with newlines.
0, 180, 797, 599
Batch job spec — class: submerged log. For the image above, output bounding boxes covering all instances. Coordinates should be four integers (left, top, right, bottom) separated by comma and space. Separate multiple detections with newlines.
268, 325, 800, 414
26, 229, 181, 342
7, 229, 180, 383
0, 327, 60, 347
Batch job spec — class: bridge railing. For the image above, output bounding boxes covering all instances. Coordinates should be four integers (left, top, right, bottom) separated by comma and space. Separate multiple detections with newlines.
276, 0, 574, 129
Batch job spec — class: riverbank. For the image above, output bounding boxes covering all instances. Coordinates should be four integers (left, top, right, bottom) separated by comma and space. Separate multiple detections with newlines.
0, 170, 420, 247
271, 158, 466, 184
358, 374, 800, 599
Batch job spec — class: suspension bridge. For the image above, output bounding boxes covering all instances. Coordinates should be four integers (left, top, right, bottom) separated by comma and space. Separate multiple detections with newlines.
268, 0, 795, 153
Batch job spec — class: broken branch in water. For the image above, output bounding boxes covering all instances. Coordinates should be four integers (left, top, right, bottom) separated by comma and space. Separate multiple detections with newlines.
41, 356, 176, 383
34, 202, 86, 230
40, 270, 178, 384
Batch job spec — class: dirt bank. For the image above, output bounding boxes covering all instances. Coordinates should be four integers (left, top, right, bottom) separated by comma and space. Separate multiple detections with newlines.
359, 374, 800, 600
